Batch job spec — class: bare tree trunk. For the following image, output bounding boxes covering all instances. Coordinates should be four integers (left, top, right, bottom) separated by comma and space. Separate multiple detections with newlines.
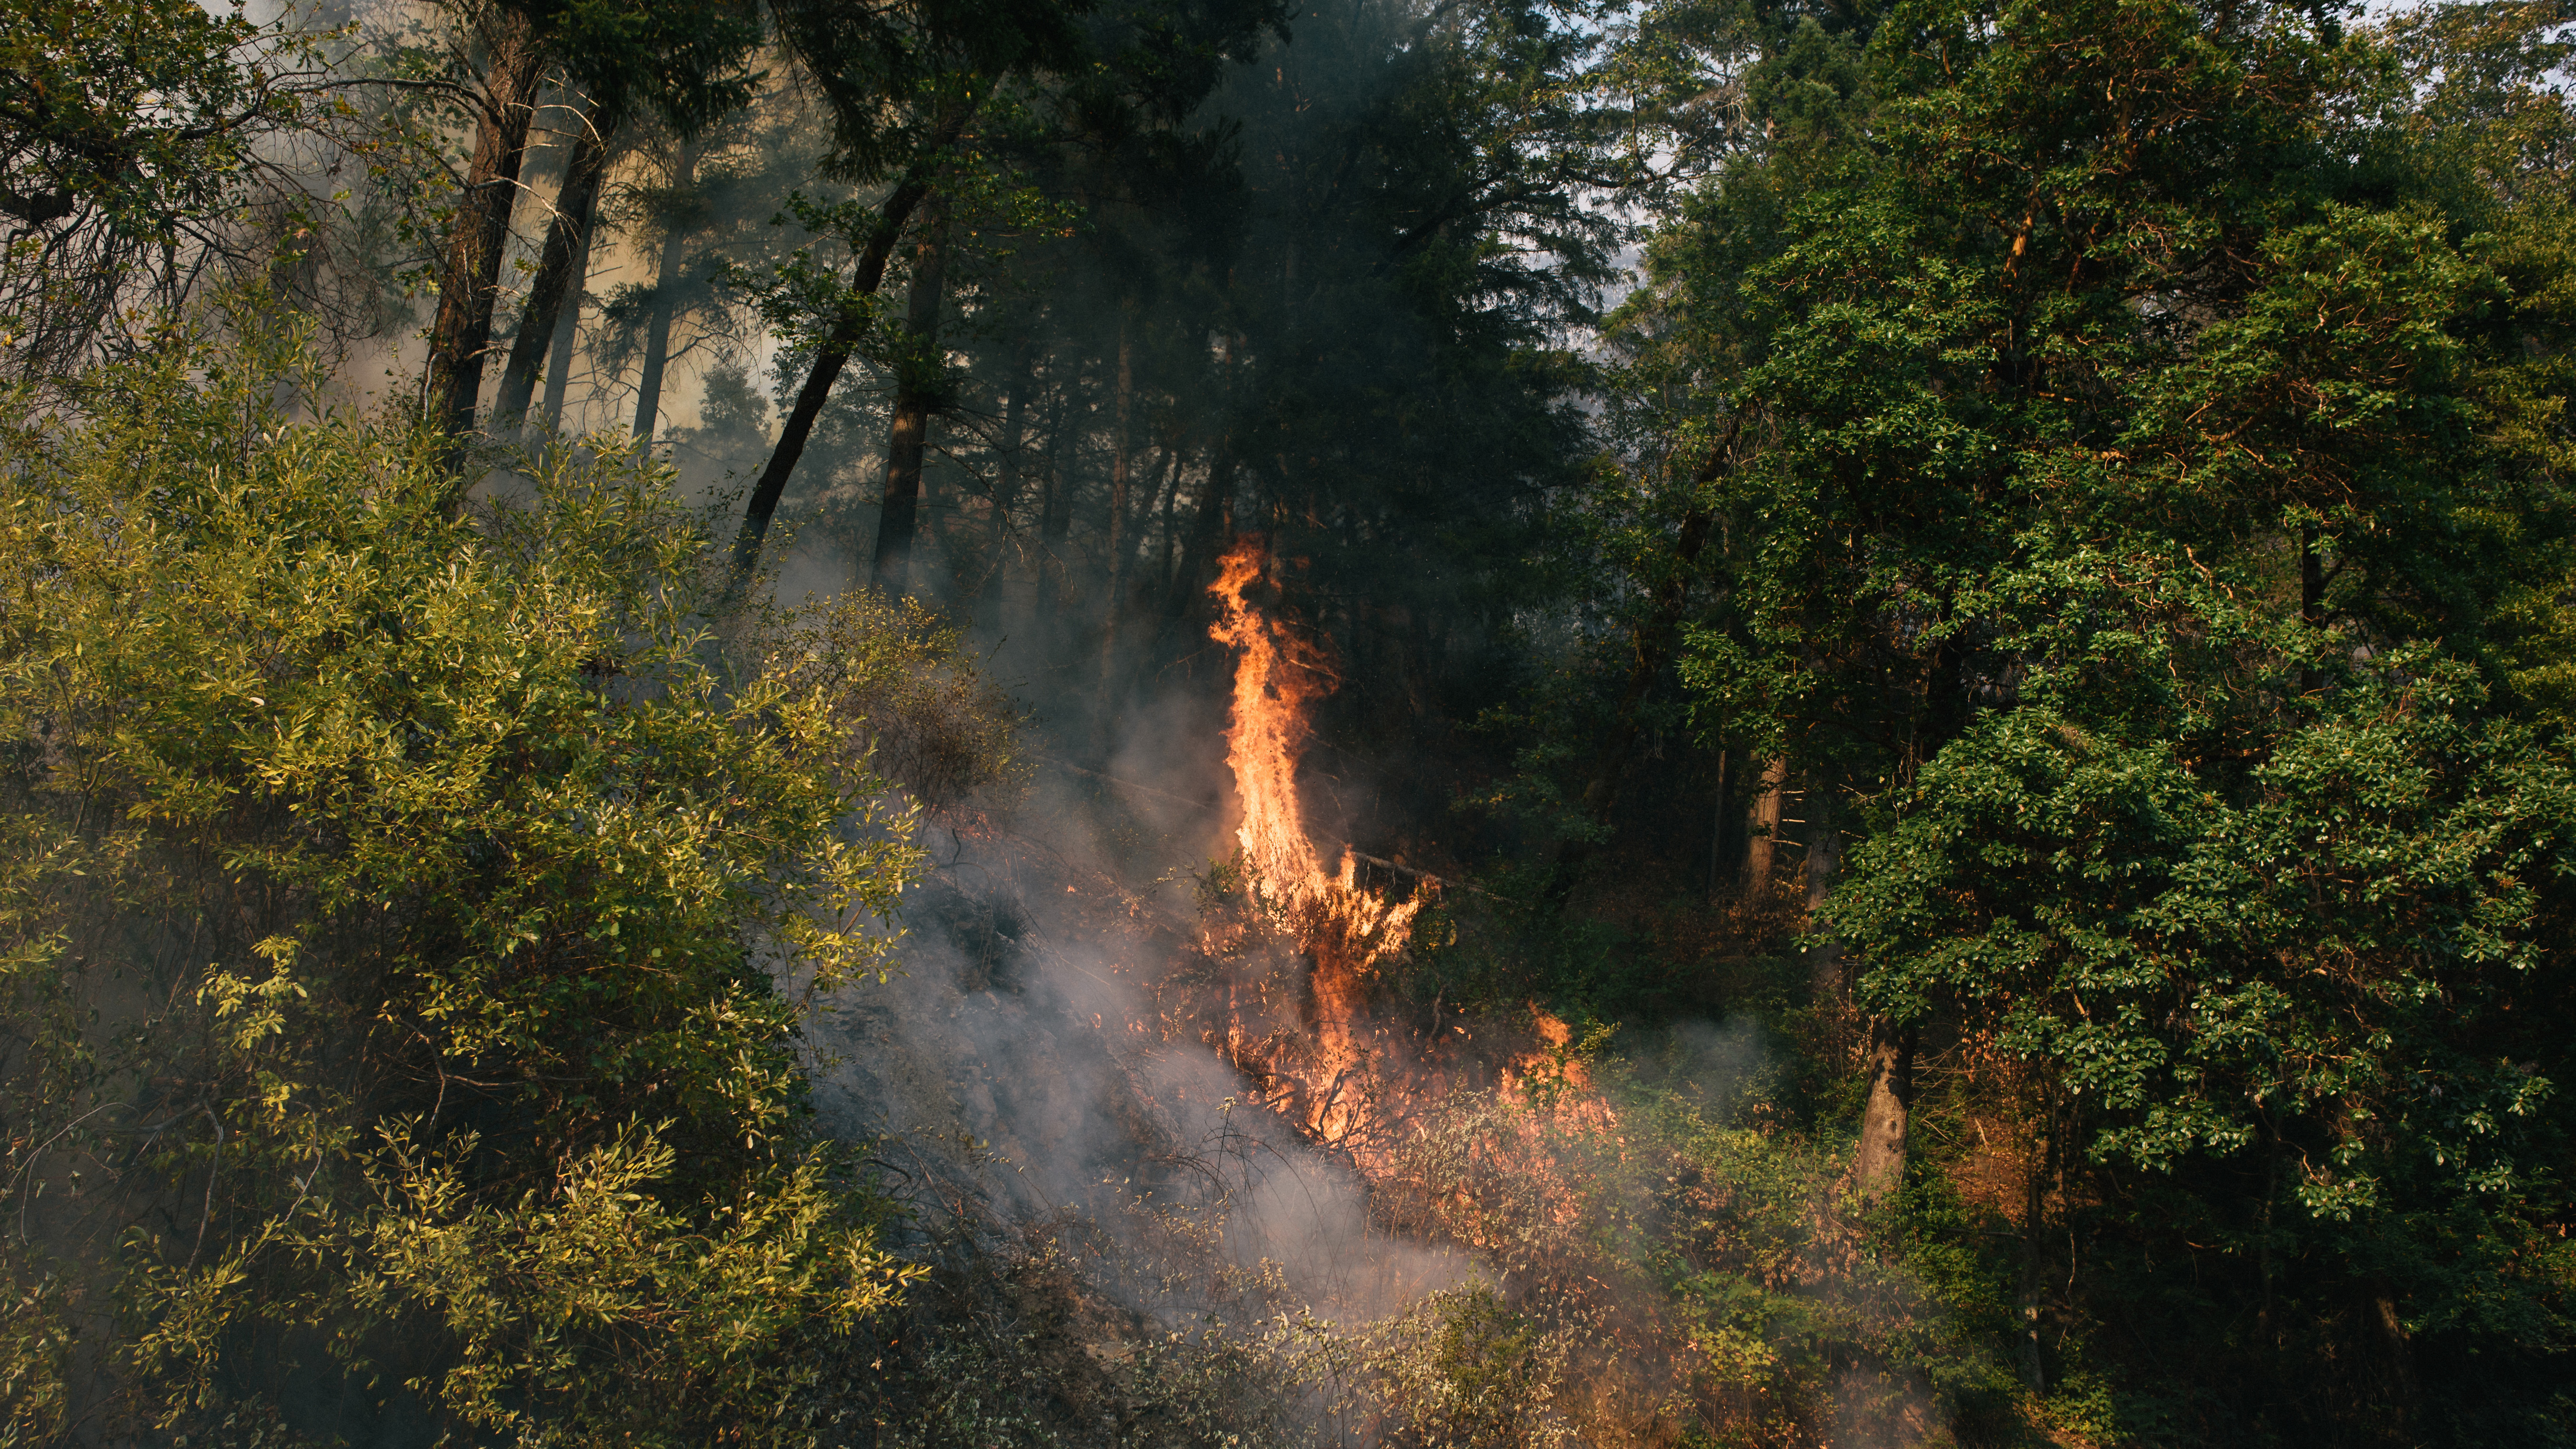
539, 222, 589, 432
1742, 756, 1786, 894
1805, 778, 1842, 1000
2301, 523, 2325, 629
1039, 375, 1077, 548
2017, 1096, 2056, 1393
1155, 434, 1181, 591
1095, 312, 1141, 698
425, 11, 545, 462
1099, 439, 1173, 720
1849, 760, 1911, 1211
630, 140, 698, 445
1707, 750, 1733, 901
1132, 437, 1174, 560
2372, 1278, 2418, 1418
969, 337, 1036, 599
1165, 438, 1236, 616
727, 109, 967, 590
1164, 332, 1238, 616
1856, 1020, 1913, 1207
1103, 310, 1136, 584
2257, 1112, 2281, 1349
495, 102, 611, 430
870, 193, 952, 593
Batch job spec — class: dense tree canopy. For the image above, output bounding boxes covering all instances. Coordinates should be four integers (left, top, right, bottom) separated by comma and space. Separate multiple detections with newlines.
2, 0, 2572, 1443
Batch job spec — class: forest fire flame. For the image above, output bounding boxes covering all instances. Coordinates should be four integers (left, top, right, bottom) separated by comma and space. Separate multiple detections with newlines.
1205, 536, 1428, 1145
1204, 535, 1598, 1160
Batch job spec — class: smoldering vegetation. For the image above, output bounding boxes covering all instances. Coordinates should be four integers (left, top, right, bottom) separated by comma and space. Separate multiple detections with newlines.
746, 626, 2007, 1447
10, 0, 2576, 1444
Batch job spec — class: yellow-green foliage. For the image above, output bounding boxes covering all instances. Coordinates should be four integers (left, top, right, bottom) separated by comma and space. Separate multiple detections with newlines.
0, 309, 935, 1444
1357, 1063, 2020, 1448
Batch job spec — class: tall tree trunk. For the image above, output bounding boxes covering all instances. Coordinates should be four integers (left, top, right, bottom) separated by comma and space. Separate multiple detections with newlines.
1166, 438, 1236, 616
2017, 1091, 2057, 1393
1707, 750, 1736, 902
1805, 778, 1843, 1000
1855, 1020, 1913, 1206
630, 140, 698, 445
2371, 1278, 2418, 1418
2301, 523, 2325, 628
1096, 310, 1139, 697
424, 11, 546, 459
728, 111, 967, 590
1099, 437, 1174, 720
1155, 434, 1180, 591
871, 192, 952, 593
494, 103, 611, 430
1129, 436, 1173, 564
539, 222, 589, 432
1165, 333, 1239, 616
1039, 376, 1077, 548
1742, 756, 1786, 894
970, 337, 1036, 599
1104, 309, 1137, 582
2257, 1112, 2281, 1349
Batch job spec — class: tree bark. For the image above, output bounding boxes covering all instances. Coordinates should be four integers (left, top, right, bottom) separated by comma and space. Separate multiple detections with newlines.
2017, 1097, 2057, 1393
630, 140, 698, 445
1154, 433, 1180, 592
425, 10, 546, 458
1855, 1019, 1913, 1207
727, 110, 966, 591
494, 103, 611, 430
1742, 756, 1786, 895
1805, 778, 1843, 1000
1099, 436, 1173, 719
539, 224, 588, 432
871, 192, 952, 593
2371, 1279, 2418, 1416
1095, 309, 1139, 695
1166, 437, 1236, 616
969, 336, 1036, 599
1104, 309, 1136, 582
1707, 750, 1736, 901
1165, 333, 1239, 616
1039, 376, 1078, 548
2301, 523, 2325, 629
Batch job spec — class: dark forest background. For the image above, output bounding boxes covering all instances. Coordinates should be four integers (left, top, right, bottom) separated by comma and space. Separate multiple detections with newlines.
3, 0, 2574, 1443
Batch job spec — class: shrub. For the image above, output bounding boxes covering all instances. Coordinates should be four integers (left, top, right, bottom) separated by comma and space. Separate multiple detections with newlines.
0, 307, 939, 1445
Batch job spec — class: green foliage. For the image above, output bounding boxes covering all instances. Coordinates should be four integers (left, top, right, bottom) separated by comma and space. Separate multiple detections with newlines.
1576, 0, 2576, 1436
0, 0, 296, 238
1840, 652, 2575, 1203
1355, 1048, 2029, 1447
0, 306, 950, 1443
0, 0, 314, 378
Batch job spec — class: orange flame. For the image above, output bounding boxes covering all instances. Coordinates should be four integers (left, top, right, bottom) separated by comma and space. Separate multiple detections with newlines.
1207, 537, 1426, 1143
1203, 535, 1610, 1168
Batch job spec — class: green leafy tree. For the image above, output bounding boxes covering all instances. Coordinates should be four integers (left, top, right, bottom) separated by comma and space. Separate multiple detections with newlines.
1598, 0, 2576, 1431
0, 0, 315, 380
0, 302, 966, 1443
